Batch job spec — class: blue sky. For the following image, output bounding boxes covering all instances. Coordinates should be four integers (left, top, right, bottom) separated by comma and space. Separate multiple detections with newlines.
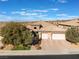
0, 0, 79, 21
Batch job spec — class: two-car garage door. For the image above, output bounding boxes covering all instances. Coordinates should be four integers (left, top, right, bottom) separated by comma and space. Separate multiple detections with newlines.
42, 33, 65, 40
42, 33, 49, 40
52, 33, 65, 40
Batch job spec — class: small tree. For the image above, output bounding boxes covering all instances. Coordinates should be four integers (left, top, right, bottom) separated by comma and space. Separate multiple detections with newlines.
31, 31, 40, 45
66, 27, 79, 44
0, 22, 32, 49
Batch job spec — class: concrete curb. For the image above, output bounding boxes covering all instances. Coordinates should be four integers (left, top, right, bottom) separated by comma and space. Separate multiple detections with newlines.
0, 49, 79, 56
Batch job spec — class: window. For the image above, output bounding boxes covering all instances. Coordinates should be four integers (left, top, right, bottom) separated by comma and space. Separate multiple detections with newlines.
34, 27, 37, 29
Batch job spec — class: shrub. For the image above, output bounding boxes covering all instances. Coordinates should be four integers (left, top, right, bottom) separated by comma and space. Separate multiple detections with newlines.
12, 44, 31, 50
65, 27, 79, 44
0, 22, 32, 48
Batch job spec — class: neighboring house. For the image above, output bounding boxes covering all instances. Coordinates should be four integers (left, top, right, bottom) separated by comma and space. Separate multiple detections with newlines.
26, 21, 66, 40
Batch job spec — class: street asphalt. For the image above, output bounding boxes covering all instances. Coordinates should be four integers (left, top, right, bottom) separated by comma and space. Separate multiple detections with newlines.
0, 54, 79, 59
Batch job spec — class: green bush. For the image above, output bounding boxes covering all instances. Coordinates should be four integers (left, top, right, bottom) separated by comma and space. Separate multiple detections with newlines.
66, 27, 79, 44
12, 44, 31, 50
0, 22, 32, 48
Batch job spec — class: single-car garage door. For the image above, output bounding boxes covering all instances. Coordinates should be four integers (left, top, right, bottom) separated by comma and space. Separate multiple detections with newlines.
52, 33, 65, 40
42, 33, 49, 40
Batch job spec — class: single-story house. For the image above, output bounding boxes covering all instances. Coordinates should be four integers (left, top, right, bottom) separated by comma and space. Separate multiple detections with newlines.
26, 21, 67, 40
27, 19, 79, 41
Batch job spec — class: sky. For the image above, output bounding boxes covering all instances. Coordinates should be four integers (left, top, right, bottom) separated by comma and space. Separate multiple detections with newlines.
0, 0, 79, 21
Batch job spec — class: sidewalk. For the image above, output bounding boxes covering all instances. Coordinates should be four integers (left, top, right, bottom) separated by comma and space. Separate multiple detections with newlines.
0, 49, 79, 56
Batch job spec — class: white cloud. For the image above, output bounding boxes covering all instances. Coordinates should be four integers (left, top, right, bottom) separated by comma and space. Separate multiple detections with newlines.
13, 9, 49, 16
52, 0, 67, 3
35, 14, 47, 17
45, 17, 53, 20
0, 14, 12, 21
56, 13, 68, 16
32, 10, 48, 12
11, 11, 38, 16
12, 11, 26, 15
24, 13, 38, 16
58, 0, 67, 3
67, 16, 79, 19
0, 0, 8, 2
56, 13, 79, 19
56, 14, 79, 20
21, 9, 26, 11
0, 15, 11, 19
68, 16, 79, 18
50, 8, 59, 11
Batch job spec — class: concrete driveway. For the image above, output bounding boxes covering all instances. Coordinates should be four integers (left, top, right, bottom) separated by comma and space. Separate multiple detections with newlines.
40, 40, 71, 50
0, 40, 79, 55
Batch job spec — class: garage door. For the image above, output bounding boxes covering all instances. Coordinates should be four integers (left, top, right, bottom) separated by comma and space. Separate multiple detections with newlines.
42, 33, 49, 39
52, 33, 65, 40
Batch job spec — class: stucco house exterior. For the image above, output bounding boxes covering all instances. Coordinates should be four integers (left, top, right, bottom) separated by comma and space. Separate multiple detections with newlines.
27, 19, 79, 41
26, 21, 67, 40
26, 20, 79, 50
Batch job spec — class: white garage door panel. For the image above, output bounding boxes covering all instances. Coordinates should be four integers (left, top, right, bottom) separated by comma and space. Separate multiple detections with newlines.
42, 34, 49, 39
52, 34, 65, 40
